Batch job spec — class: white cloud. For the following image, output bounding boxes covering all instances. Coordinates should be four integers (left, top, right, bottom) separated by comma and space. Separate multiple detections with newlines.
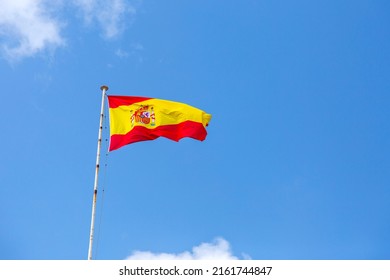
115, 48, 129, 58
73, 0, 136, 39
115, 43, 144, 61
0, 0, 138, 61
0, 0, 64, 61
126, 238, 240, 260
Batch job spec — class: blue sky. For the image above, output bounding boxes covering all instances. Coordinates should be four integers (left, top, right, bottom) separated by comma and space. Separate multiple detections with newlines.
1, 0, 390, 260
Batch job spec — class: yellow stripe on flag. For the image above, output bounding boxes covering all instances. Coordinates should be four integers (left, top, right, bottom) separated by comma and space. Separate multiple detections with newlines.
109, 98, 211, 135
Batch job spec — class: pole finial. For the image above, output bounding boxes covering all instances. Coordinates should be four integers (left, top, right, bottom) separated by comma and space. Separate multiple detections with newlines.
100, 85, 109, 91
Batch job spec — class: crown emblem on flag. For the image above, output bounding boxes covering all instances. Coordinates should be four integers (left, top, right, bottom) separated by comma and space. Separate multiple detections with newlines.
130, 105, 155, 127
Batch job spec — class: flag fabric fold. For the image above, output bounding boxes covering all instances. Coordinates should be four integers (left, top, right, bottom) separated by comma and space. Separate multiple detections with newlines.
107, 95, 212, 151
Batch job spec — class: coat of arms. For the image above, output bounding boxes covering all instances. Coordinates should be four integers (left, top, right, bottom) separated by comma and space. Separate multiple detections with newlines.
130, 105, 155, 127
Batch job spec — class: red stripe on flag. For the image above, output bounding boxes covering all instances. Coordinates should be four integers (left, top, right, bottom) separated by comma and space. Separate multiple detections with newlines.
108, 96, 152, 108
109, 121, 208, 151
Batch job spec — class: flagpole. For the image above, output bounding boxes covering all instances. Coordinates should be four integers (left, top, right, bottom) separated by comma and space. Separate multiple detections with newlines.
88, 85, 108, 260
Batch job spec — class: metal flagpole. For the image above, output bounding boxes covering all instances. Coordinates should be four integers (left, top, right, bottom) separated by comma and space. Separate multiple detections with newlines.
88, 85, 108, 260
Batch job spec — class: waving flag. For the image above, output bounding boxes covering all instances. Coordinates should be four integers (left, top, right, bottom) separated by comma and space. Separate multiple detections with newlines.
107, 96, 212, 151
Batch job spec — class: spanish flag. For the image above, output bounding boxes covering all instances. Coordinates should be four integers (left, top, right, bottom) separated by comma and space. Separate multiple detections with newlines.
107, 96, 212, 151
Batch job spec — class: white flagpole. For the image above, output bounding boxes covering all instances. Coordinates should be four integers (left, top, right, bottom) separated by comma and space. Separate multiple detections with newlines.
88, 85, 108, 260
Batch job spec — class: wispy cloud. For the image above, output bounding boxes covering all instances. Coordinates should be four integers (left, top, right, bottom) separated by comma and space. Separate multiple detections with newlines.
0, 0, 64, 61
126, 238, 241, 260
0, 0, 138, 61
115, 43, 144, 62
115, 48, 129, 58
73, 0, 136, 39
